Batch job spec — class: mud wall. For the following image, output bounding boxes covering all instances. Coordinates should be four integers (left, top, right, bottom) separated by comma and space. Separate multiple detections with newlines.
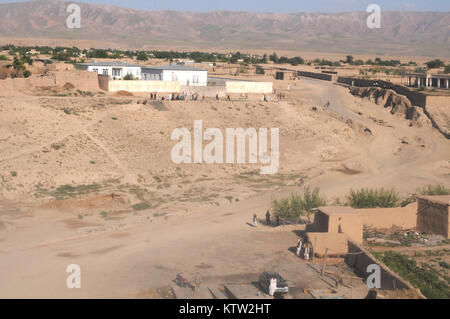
108, 80, 181, 93
0, 70, 100, 92
298, 71, 332, 81
426, 95, 450, 108
225, 81, 273, 94
417, 196, 450, 238
306, 232, 349, 256
358, 203, 418, 230
181, 85, 227, 97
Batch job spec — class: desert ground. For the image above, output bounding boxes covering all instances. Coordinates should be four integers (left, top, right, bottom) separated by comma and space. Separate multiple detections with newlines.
0, 75, 449, 298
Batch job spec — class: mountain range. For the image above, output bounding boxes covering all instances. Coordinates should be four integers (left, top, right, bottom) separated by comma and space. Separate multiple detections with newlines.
0, 0, 448, 56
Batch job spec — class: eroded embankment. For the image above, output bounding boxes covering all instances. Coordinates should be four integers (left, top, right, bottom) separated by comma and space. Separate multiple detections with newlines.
349, 87, 450, 139
349, 87, 429, 125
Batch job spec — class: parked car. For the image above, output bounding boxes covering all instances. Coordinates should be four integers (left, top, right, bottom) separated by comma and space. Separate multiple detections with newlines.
258, 272, 289, 295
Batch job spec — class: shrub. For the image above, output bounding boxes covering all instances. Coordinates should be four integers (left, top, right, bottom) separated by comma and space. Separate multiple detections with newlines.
346, 187, 400, 208
123, 73, 135, 80
255, 65, 265, 75
418, 184, 450, 196
131, 202, 151, 211
401, 184, 450, 206
272, 186, 327, 222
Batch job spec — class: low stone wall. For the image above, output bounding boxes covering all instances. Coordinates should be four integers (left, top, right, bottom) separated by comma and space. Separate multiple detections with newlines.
108, 80, 181, 93
358, 203, 418, 230
225, 81, 273, 94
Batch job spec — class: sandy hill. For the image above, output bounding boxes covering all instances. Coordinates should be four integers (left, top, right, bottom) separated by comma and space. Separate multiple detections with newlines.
0, 0, 449, 56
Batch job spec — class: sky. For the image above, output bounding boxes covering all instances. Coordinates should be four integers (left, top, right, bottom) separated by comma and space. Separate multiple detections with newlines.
2, 0, 450, 13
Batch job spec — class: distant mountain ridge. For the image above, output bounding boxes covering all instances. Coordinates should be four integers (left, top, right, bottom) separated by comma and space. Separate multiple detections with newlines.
0, 0, 449, 56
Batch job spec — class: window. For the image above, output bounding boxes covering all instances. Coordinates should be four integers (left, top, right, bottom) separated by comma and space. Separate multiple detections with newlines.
102, 69, 108, 75
93, 68, 98, 73
112, 68, 122, 77
193, 75, 199, 84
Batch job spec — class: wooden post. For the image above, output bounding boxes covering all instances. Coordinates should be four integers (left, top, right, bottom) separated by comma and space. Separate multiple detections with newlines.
321, 248, 328, 277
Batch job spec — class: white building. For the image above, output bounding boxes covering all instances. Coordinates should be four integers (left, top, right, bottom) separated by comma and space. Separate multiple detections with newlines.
77, 61, 142, 80
141, 64, 208, 86
77, 62, 208, 86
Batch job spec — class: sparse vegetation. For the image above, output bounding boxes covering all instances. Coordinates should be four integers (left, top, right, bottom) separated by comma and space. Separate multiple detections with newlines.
376, 251, 450, 299
50, 142, 65, 151
346, 187, 400, 208
255, 65, 265, 75
418, 184, 450, 196
272, 186, 327, 223
401, 184, 450, 206
131, 202, 151, 211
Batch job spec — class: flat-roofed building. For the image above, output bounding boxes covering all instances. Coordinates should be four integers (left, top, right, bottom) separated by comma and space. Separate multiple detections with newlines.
313, 206, 363, 244
76, 61, 142, 80
406, 72, 450, 89
141, 64, 208, 86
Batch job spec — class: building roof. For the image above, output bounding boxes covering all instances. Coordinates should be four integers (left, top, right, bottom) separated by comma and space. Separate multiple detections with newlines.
418, 195, 450, 206
318, 206, 359, 216
141, 65, 207, 72
78, 61, 142, 68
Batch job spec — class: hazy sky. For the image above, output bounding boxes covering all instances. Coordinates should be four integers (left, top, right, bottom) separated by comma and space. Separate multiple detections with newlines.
2, 0, 450, 12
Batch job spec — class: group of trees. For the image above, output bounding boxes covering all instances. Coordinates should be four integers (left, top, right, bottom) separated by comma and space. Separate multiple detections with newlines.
345, 55, 402, 67
269, 52, 305, 66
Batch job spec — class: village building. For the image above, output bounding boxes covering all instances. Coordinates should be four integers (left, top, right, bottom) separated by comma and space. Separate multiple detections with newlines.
141, 64, 208, 86
76, 61, 142, 80
406, 72, 450, 89
77, 61, 208, 86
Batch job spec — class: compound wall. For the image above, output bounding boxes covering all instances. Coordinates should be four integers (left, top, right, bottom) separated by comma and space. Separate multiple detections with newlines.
225, 81, 273, 94
108, 80, 181, 93
358, 203, 418, 230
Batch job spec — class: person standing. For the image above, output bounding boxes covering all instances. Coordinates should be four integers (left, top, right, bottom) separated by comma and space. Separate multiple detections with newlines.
252, 214, 258, 226
269, 278, 277, 296
304, 244, 310, 261
265, 210, 271, 225
296, 239, 303, 257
